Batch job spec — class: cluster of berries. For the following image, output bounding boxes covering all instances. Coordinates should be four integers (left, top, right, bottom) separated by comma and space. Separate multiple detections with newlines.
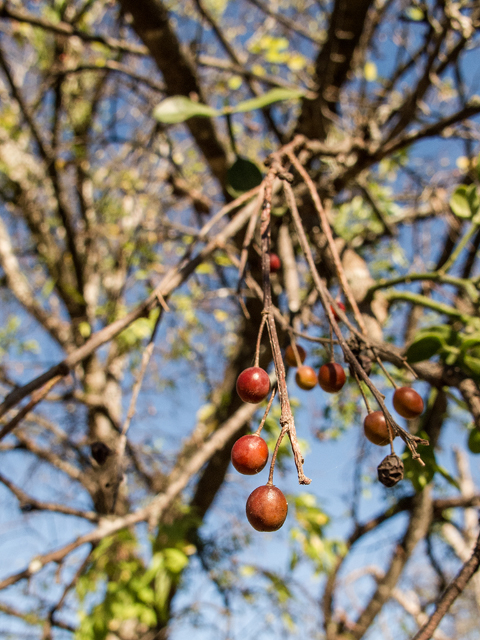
232, 342, 425, 531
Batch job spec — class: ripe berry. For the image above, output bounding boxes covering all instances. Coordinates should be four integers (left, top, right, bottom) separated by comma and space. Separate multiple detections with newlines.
236, 367, 270, 404
246, 485, 288, 532
285, 344, 306, 367
330, 301, 346, 321
231, 435, 269, 475
295, 365, 317, 390
364, 411, 392, 446
393, 387, 424, 419
318, 362, 346, 393
269, 253, 281, 273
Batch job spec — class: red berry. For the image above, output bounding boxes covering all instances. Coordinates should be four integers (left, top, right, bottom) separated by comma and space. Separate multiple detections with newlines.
364, 411, 392, 446
285, 344, 306, 367
318, 362, 346, 393
231, 435, 269, 475
393, 387, 424, 419
330, 301, 346, 321
246, 485, 288, 532
236, 367, 270, 404
269, 253, 281, 273
295, 365, 317, 390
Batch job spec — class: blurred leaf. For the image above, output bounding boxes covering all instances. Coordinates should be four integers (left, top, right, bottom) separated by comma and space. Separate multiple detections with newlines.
402, 435, 436, 492
364, 62, 377, 82
230, 88, 305, 114
405, 7, 424, 20
406, 334, 443, 363
462, 354, 480, 377
450, 186, 472, 218
450, 184, 479, 219
468, 428, 480, 454
227, 156, 263, 193
153, 96, 219, 124
163, 548, 189, 574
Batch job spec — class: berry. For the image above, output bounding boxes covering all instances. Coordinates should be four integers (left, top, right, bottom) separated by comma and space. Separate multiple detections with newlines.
393, 387, 424, 419
364, 411, 392, 446
231, 435, 269, 475
318, 362, 346, 393
236, 367, 270, 404
330, 301, 346, 321
295, 365, 317, 390
269, 253, 281, 273
377, 454, 404, 487
246, 485, 288, 532
285, 344, 306, 367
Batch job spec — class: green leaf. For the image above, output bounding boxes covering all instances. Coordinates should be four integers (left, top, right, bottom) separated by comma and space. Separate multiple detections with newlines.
403, 434, 436, 492
153, 96, 219, 124
468, 428, 480, 454
163, 548, 189, 574
229, 88, 304, 114
406, 334, 443, 363
450, 186, 472, 218
227, 156, 263, 193
459, 334, 480, 353
450, 185, 479, 219
462, 354, 480, 377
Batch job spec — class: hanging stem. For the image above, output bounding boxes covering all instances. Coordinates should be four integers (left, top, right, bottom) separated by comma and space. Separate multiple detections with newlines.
260, 168, 311, 485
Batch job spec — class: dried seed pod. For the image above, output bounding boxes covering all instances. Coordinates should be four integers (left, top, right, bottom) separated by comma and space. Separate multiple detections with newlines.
377, 453, 404, 487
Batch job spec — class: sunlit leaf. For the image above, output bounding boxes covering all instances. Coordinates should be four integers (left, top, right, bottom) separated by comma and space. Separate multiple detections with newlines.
364, 62, 377, 82
230, 88, 305, 114
153, 96, 219, 123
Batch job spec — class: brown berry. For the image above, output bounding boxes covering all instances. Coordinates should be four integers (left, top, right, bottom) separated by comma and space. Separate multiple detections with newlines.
318, 362, 346, 393
236, 367, 270, 404
231, 435, 269, 475
364, 411, 392, 446
295, 365, 317, 390
377, 453, 404, 487
285, 344, 306, 367
246, 485, 288, 532
393, 387, 424, 419
269, 253, 281, 273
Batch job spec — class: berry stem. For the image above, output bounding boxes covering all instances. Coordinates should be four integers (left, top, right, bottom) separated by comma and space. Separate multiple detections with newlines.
328, 323, 334, 363
352, 368, 372, 414
374, 355, 398, 389
254, 386, 277, 436
254, 314, 267, 368
267, 424, 288, 486
290, 338, 303, 367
